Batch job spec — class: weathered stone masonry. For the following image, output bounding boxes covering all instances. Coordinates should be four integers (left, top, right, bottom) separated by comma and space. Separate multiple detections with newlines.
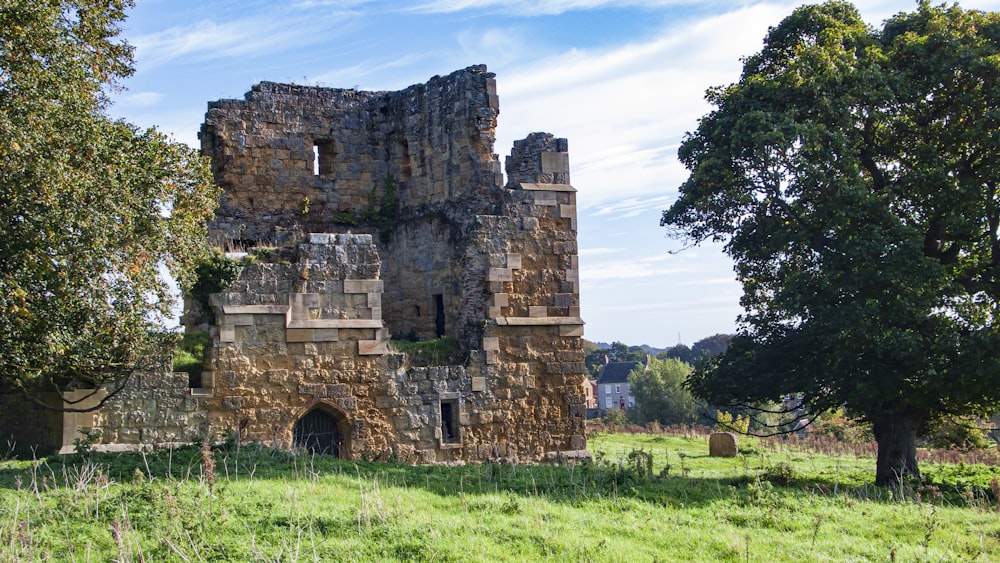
33, 65, 588, 462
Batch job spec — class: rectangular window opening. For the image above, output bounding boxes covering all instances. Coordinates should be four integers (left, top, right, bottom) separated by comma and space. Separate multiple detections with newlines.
434, 294, 445, 338
313, 140, 335, 177
440, 400, 459, 444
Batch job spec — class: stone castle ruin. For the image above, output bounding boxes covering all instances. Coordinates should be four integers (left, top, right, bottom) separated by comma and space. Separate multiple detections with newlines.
1, 65, 589, 462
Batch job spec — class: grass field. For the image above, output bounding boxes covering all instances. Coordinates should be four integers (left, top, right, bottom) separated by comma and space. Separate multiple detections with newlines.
1, 429, 999, 561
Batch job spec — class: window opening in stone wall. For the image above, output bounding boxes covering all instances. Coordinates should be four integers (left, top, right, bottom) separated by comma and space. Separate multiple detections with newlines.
440, 400, 459, 444
395, 139, 412, 180
187, 372, 202, 389
313, 140, 335, 177
293, 409, 341, 456
434, 294, 445, 337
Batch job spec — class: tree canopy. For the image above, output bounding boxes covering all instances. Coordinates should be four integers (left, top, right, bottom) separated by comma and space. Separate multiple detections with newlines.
584, 340, 648, 377
628, 358, 701, 426
0, 1, 218, 409
657, 333, 733, 367
661, 1, 1000, 484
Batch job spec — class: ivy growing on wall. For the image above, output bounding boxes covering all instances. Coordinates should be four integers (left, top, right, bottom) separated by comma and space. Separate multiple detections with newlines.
188, 250, 249, 323
363, 174, 401, 242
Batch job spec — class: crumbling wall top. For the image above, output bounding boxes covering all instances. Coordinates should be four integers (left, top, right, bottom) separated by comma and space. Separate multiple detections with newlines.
506, 133, 571, 188
200, 65, 503, 246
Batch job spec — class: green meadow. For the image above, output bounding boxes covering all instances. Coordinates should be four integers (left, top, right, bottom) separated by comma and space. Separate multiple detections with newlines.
1, 429, 998, 561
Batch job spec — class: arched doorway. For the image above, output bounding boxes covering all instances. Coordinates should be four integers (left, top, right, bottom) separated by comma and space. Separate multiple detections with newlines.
293, 408, 341, 456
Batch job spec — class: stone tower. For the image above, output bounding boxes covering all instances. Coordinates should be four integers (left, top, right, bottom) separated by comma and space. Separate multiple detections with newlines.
32, 66, 588, 462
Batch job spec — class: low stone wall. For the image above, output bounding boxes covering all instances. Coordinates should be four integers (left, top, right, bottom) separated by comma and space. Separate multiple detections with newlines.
90, 370, 210, 450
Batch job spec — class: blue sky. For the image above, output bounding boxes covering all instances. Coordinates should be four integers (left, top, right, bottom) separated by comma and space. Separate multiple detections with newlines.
108, 0, 995, 347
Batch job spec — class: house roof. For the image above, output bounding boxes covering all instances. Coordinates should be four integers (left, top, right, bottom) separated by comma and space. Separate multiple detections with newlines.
596, 361, 639, 384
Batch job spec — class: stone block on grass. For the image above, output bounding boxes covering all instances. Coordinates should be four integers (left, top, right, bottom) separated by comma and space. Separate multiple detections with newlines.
709, 432, 738, 457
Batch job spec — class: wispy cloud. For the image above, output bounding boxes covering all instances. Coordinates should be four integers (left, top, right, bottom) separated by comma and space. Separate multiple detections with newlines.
579, 247, 624, 257
309, 54, 428, 89
589, 195, 674, 218
580, 252, 696, 281
456, 27, 529, 66
493, 4, 792, 211
292, 0, 373, 7
410, 0, 730, 16
115, 91, 165, 107
130, 11, 355, 69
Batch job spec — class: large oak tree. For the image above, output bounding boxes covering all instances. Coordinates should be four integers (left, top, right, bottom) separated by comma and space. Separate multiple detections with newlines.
662, 1, 1000, 484
0, 1, 218, 410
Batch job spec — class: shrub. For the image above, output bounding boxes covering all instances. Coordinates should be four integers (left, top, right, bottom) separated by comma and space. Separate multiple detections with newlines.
389, 335, 458, 366
603, 409, 629, 430
717, 410, 749, 434
173, 330, 210, 386
812, 409, 873, 443
922, 417, 991, 451
187, 250, 248, 323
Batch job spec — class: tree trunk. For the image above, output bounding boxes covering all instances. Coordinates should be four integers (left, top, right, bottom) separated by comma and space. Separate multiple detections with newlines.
872, 417, 921, 486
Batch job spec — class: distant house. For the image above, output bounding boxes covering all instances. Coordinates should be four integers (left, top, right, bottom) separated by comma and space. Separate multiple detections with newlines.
596, 358, 647, 415
582, 379, 597, 410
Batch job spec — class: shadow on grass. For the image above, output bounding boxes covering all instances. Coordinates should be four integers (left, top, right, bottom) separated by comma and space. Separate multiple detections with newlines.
1, 442, 996, 510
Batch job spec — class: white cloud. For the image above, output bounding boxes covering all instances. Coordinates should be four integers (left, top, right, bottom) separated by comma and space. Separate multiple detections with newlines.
310, 54, 428, 89
492, 4, 795, 210
580, 252, 694, 282
292, 0, 373, 7
589, 195, 674, 218
456, 27, 528, 66
579, 247, 623, 256
115, 91, 165, 107
410, 0, 733, 16
130, 13, 349, 69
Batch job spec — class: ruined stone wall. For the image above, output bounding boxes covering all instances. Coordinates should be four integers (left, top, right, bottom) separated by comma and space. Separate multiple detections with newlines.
192, 69, 588, 462
0, 369, 210, 456
378, 218, 467, 342
201, 234, 393, 456
201, 65, 506, 351
90, 370, 210, 449
488, 132, 586, 455
16, 66, 589, 463
200, 65, 502, 247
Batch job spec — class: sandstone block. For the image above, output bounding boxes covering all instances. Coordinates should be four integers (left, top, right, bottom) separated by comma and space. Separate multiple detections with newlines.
709, 432, 738, 457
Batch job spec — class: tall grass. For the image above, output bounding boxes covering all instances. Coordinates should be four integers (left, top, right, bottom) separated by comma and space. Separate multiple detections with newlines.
1, 429, 998, 561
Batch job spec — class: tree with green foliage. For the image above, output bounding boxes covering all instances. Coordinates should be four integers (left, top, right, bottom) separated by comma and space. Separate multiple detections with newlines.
656, 343, 695, 365
658, 334, 733, 367
628, 358, 701, 426
0, 1, 218, 410
691, 334, 732, 360
585, 340, 648, 377
662, 1, 1000, 484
